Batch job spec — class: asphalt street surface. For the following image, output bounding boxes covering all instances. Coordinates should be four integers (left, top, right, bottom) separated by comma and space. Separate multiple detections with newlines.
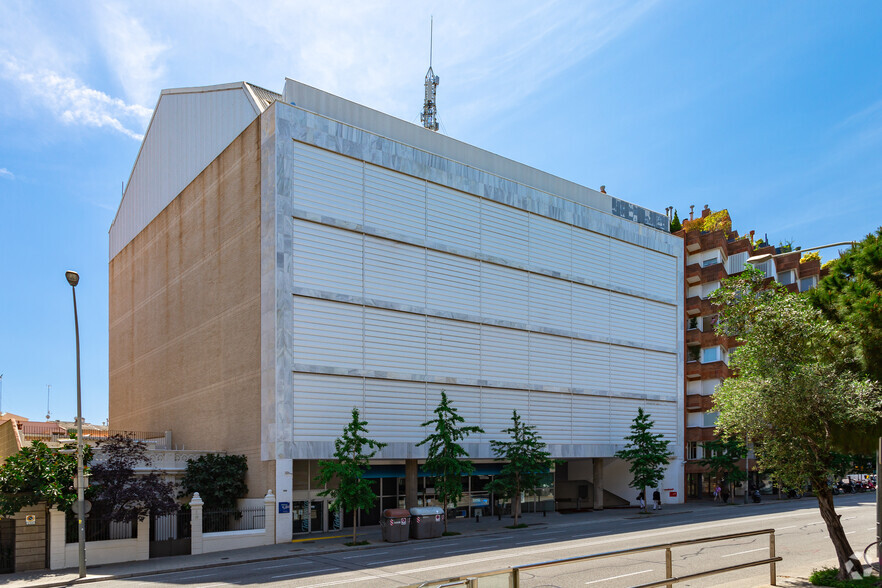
82, 494, 877, 588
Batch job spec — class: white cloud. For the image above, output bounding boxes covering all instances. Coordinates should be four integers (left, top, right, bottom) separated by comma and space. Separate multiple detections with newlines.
0, 52, 151, 140
0, 168, 13, 179
92, 1, 168, 107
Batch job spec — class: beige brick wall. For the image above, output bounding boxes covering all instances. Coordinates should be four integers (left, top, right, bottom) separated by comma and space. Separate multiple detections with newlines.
0, 419, 22, 462
14, 504, 46, 572
109, 118, 272, 497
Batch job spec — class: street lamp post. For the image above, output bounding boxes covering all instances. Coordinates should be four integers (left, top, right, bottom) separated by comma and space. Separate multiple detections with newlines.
65, 270, 86, 579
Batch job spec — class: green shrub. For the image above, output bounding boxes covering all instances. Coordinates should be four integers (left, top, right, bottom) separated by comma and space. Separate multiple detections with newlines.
809, 567, 878, 587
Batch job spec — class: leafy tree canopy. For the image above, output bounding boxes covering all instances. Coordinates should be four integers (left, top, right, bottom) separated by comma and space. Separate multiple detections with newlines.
614, 407, 673, 511
417, 390, 483, 532
710, 265, 880, 579
180, 453, 248, 511
314, 408, 386, 544
669, 209, 682, 232
91, 435, 178, 522
699, 437, 747, 500
0, 441, 91, 516
488, 410, 554, 526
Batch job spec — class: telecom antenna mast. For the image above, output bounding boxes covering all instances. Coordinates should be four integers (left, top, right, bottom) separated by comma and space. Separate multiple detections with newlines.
420, 17, 440, 131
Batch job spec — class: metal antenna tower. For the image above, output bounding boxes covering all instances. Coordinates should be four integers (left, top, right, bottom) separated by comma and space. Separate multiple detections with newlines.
420, 16, 440, 131
46, 384, 51, 420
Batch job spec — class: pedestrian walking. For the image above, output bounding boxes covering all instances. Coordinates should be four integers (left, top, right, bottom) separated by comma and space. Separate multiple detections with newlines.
652, 489, 662, 510
713, 484, 721, 502
637, 491, 645, 510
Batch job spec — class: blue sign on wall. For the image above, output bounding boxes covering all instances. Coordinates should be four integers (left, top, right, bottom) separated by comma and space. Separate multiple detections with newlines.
278, 502, 290, 514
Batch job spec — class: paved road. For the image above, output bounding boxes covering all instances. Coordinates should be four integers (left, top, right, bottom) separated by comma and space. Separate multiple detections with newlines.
93, 495, 876, 588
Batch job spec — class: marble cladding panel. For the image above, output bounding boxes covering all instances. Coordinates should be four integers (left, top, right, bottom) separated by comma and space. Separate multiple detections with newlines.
259, 105, 279, 460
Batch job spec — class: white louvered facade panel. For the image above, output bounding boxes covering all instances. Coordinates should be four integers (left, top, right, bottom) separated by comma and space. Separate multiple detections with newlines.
571, 286, 611, 340
529, 391, 573, 443
609, 292, 645, 346
572, 230, 611, 283
644, 300, 677, 349
529, 274, 572, 332
610, 239, 645, 293
427, 317, 481, 380
481, 263, 529, 324
609, 397, 647, 442
643, 350, 678, 399
727, 251, 749, 275
572, 395, 611, 443
482, 388, 530, 436
364, 237, 426, 307
480, 326, 529, 385
609, 346, 647, 396
644, 249, 678, 300
364, 379, 428, 440
529, 215, 570, 274
291, 142, 364, 225
480, 200, 529, 265
291, 220, 363, 298
364, 164, 426, 241
290, 298, 363, 370
571, 339, 611, 391
364, 308, 426, 374
528, 333, 572, 387
290, 374, 365, 439
427, 184, 481, 252
426, 251, 481, 317
645, 399, 678, 442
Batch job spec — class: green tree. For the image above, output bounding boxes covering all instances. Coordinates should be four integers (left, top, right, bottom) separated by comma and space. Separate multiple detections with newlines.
180, 453, 248, 511
314, 408, 387, 544
614, 408, 673, 513
810, 229, 882, 453
0, 441, 92, 516
417, 390, 484, 533
669, 209, 682, 232
698, 437, 747, 503
488, 410, 554, 527
710, 266, 880, 580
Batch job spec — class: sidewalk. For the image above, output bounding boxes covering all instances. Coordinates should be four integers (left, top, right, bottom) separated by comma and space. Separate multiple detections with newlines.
3, 499, 818, 588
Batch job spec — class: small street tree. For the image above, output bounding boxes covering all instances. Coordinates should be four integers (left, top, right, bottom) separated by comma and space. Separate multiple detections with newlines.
314, 408, 387, 544
698, 437, 747, 503
0, 441, 91, 515
488, 410, 554, 527
90, 435, 178, 522
417, 390, 484, 533
614, 407, 673, 513
711, 266, 880, 580
180, 453, 249, 511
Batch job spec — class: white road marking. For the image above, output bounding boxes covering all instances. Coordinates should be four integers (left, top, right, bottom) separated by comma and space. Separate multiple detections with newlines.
343, 551, 390, 559
372, 556, 421, 565
585, 569, 653, 584
255, 562, 306, 569
845, 531, 856, 535
480, 536, 515, 542
444, 547, 485, 554
412, 544, 441, 550
517, 539, 551, 545
721, 548, 768, 558
272, 567, 340, 579
531, 530, 562, 536
174, 573, 216, 579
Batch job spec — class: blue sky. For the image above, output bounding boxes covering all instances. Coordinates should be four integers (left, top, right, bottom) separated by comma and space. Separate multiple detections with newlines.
1, 1, 880, 425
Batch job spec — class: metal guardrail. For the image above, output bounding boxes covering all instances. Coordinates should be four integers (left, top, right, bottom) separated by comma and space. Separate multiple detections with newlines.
410, 528, 781, 588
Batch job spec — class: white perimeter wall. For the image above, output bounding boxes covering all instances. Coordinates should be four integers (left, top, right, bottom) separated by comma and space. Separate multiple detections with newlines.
262, 103, 684, 462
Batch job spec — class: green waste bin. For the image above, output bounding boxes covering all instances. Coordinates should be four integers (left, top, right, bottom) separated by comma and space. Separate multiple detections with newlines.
409, 506, 445, 539
381, 508, 411, 542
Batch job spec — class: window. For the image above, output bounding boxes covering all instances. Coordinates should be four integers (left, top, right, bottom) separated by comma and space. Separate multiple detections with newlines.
703, 257, 720, 267
686, 441, 701, 460
688, 317, 698, 330
702, 347, 719, 363
702, 411, 720, 427
799, 276, 816, 292
777, 271, 794, 286
687, 346, 700, 362
687, 412, 703, 428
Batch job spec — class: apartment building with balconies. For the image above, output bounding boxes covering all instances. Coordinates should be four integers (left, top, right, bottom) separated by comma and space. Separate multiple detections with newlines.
673, 206, 823, 500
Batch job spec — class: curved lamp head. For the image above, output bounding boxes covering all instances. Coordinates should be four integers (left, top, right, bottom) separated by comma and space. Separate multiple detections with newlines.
65, 270, 80, 287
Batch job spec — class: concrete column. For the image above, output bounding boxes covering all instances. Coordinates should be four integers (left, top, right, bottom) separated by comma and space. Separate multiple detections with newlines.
264, 490, 276, 546
48, 508, 66, 570
405, 459, 419, 508
593, 458, 604, 511
275, 458, 293, 544
190, 492, 204, 555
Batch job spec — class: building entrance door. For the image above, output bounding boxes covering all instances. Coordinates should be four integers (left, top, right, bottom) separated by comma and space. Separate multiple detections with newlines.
309, 501, 324, 533
292, 501, 309, 535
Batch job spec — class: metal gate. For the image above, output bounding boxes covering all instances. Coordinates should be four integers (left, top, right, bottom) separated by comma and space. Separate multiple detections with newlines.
0, 518, 14, 573
149, 508, 191, 558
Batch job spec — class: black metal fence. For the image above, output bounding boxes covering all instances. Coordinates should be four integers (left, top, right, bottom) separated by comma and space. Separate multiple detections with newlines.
203, 507, 265, 533
65, 512, 137, 543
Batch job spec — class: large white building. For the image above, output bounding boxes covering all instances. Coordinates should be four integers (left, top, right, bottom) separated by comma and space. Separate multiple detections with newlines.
109, 79, 684, 541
